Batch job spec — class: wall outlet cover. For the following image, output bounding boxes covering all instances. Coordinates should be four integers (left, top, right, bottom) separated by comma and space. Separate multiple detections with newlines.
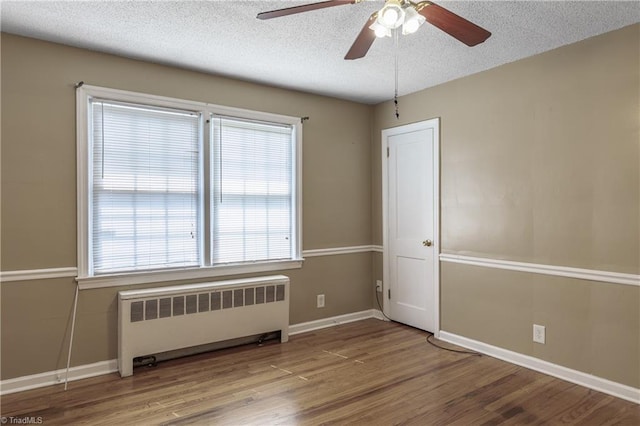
533, 324, 546, 344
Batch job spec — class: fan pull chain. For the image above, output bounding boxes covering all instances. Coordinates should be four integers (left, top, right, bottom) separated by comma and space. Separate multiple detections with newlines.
394, 29, 400, 120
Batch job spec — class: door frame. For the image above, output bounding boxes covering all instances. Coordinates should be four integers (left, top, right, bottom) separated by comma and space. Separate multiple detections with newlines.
381, 118, 440, 337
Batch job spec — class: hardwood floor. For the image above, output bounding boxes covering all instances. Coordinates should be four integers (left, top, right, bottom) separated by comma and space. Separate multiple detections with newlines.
2, 319, 638, 425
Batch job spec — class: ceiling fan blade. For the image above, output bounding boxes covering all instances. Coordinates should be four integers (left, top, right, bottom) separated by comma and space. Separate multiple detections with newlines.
257, 0, 355, 20
345, 12, 378, 60
416, 1, 491, 46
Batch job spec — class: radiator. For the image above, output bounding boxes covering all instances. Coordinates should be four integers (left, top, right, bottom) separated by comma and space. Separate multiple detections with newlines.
117, 274, 289, 377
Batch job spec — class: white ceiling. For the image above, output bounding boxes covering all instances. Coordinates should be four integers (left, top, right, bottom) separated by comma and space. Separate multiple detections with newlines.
1, 1, 639, 104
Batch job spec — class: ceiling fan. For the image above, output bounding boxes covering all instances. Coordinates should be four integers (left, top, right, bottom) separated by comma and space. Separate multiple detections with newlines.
257, 0, 491, 60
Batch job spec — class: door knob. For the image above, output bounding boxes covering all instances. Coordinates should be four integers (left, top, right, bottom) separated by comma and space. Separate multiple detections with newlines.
422, 239, 432, 247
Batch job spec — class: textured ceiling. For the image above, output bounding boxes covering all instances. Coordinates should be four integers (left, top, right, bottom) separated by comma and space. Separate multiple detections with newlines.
2, 1, 639, 104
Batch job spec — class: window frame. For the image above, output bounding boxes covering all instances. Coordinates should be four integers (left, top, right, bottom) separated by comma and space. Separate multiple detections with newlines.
76, 85, 303, 289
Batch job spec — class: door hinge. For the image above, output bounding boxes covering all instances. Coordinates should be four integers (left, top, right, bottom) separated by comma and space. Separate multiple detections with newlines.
388, 289, 391, 299
387, 147, 390, 157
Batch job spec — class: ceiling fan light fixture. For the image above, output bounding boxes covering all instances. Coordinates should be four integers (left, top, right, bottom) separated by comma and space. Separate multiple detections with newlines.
401, 6, 425, 35
378, 0, 405, 29
370, 20, 392, 38
257, 0, 492, 61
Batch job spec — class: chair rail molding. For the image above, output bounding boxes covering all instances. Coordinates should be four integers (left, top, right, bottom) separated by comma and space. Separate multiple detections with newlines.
1, 245, 386, 283
439, 254, 639, 287
0, 267, 78, 282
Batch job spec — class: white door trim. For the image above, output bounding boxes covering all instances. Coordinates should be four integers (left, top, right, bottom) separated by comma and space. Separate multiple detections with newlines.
381, 118, 440, 337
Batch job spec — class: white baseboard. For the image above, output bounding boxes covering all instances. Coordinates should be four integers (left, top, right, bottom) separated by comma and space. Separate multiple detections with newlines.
1, 359, 118, 395
289, 309, 383, 335
370, 309, 386, 321
439, 331, 640, 405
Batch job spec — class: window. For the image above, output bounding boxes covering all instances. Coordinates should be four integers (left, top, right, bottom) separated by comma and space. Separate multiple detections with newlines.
90, 101, 201, 274
77, 86, 302, 286
211, 116, 294, 265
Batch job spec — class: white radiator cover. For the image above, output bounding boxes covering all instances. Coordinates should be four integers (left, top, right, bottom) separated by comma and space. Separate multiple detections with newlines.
118, 274, 289, 377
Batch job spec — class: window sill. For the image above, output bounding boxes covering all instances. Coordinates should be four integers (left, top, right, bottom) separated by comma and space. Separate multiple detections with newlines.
76, 259, 304, 290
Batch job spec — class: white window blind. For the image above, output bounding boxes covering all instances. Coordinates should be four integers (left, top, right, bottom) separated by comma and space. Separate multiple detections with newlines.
211, 116, 294, 264
90, 100, 201, 274
78, 85, 302, 284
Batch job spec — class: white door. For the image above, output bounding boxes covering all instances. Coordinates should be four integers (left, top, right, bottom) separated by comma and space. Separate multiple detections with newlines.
383, 119, 439, 333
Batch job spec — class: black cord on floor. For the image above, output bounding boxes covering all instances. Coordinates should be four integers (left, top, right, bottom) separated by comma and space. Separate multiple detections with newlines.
375, 290, 393, 321
376, 287, 481, 356
426, 333, 482, 356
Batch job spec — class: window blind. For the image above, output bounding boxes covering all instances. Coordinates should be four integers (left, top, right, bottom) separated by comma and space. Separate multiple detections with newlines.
211, 116, 293, 264
90, 100, 201, 274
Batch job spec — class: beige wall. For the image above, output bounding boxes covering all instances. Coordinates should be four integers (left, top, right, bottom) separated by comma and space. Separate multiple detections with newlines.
0, 34, 373, 379
372, 24, 639, 388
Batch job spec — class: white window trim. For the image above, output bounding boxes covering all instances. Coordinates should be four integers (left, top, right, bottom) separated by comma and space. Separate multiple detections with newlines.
76, 85, 303, 288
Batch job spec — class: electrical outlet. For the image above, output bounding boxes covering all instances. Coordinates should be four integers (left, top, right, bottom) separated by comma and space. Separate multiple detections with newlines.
317, 294, 325, 308
376, 280, 382, 292
533, 324, 545, 344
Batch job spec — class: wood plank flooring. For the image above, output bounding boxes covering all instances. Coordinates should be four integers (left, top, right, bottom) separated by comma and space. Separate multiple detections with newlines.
2, 319, 638, 425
